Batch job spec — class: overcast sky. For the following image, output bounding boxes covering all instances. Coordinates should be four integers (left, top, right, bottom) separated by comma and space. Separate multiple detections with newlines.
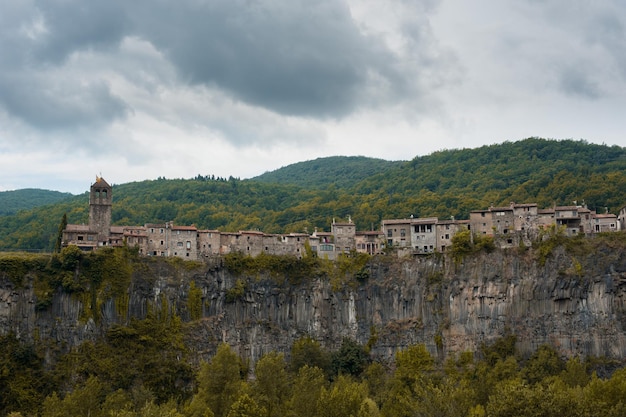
1, 0, 625, 194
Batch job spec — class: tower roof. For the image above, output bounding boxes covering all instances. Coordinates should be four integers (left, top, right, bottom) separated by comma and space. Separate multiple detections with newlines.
93, 176, 111, 187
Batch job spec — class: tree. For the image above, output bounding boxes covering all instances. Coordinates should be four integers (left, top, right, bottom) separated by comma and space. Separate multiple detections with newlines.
521, 344, 565, 384
288, 365, 327, 417
187, 281, 203, 321
251, 352, 290, 417
290, 336, 331, 374
195, 344, 246, 417
54, 213, 67, 253
317, 375, 368, 417
394, 344, 435, 388
226, 394, 267, 417
331, 338, 369, 377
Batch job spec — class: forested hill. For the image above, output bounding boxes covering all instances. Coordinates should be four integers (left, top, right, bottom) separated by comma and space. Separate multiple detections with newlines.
2, 138, 626, 251
0, 189, 73, 215
253, 156, 404, 189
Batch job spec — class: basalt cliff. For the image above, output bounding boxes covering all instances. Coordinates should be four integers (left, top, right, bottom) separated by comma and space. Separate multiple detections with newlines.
1, 240, 626, 364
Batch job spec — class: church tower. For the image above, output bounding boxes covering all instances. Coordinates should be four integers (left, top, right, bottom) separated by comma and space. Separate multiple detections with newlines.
89, 176, 112, 242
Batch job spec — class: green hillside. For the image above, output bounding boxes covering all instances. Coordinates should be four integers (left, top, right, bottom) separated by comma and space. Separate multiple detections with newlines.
0, 189, 73, 215
2, 138, 626, 251
253, 156, 404, 188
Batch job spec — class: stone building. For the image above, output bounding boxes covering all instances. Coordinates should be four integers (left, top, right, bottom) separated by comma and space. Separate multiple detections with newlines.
332, 218, 356, 254
410, 217, 438, 254
62, 177, 112, 250
355, 230, 385, 255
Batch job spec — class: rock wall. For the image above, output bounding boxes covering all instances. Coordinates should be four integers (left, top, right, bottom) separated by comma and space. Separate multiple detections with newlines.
2, 246, 626, 364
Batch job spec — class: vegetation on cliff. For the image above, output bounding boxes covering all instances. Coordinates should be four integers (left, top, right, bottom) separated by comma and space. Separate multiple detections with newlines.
2, 138, 626, 251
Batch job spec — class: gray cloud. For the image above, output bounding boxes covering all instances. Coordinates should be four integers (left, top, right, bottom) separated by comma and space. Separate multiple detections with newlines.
0, 72, 128, 130
127, 0, 421, 118
0, 1, 129, 131
0, 0, 448, 132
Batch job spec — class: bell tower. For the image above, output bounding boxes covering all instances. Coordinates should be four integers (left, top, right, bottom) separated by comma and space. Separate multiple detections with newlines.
89, 176, 112, 242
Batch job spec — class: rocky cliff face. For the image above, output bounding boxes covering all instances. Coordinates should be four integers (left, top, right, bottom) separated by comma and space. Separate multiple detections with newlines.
2, 244, 626, 364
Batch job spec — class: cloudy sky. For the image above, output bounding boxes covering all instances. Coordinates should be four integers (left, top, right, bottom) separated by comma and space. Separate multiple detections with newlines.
1, 0, 625, 194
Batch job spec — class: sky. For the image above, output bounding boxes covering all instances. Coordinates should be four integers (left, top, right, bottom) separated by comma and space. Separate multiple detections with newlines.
1, 0, 625, 194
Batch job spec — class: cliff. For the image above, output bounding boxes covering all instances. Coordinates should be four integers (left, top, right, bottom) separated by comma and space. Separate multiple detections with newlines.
2, 239, 626, 364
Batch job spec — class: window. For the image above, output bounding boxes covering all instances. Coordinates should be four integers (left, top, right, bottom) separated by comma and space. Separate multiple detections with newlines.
445, 234, 449, 239
160, 229, 164, 233
177, 242, 183, 247
387, 229, 392, 237
186, 241, 191, 249
400, 229, 406, 237
78, 236, 84, 241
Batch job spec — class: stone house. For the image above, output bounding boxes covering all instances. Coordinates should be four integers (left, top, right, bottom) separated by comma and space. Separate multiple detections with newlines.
310, 230, 336, 259
436, 219, 469, 252
197, 230, 221, 257
169, 224, 198, 259
410, 217, 438, 254
381, 219, 412, 248
332, 218, 356, 254
552, 205, 593, 236
592, 213, 619, 233
355, 230, 385, 255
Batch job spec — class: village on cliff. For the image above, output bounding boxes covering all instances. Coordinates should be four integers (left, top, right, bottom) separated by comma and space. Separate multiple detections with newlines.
62, 177, 626, 261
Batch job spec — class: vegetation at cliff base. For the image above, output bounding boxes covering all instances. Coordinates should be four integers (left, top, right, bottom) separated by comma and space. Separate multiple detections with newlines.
2, 331, 626, 416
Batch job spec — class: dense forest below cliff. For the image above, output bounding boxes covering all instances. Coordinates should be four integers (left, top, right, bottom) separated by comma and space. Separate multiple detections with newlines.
2, 137, 626, 250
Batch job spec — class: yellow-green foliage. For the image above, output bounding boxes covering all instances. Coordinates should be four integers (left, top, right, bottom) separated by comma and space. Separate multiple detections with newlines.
225, 279, 247, 304
0, 252, 49, 287
327, 251, 371, 291
450, 230, 495, 264
534, 224, 567, 265
223, 252, 322, 285
187, 281, 203, 320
